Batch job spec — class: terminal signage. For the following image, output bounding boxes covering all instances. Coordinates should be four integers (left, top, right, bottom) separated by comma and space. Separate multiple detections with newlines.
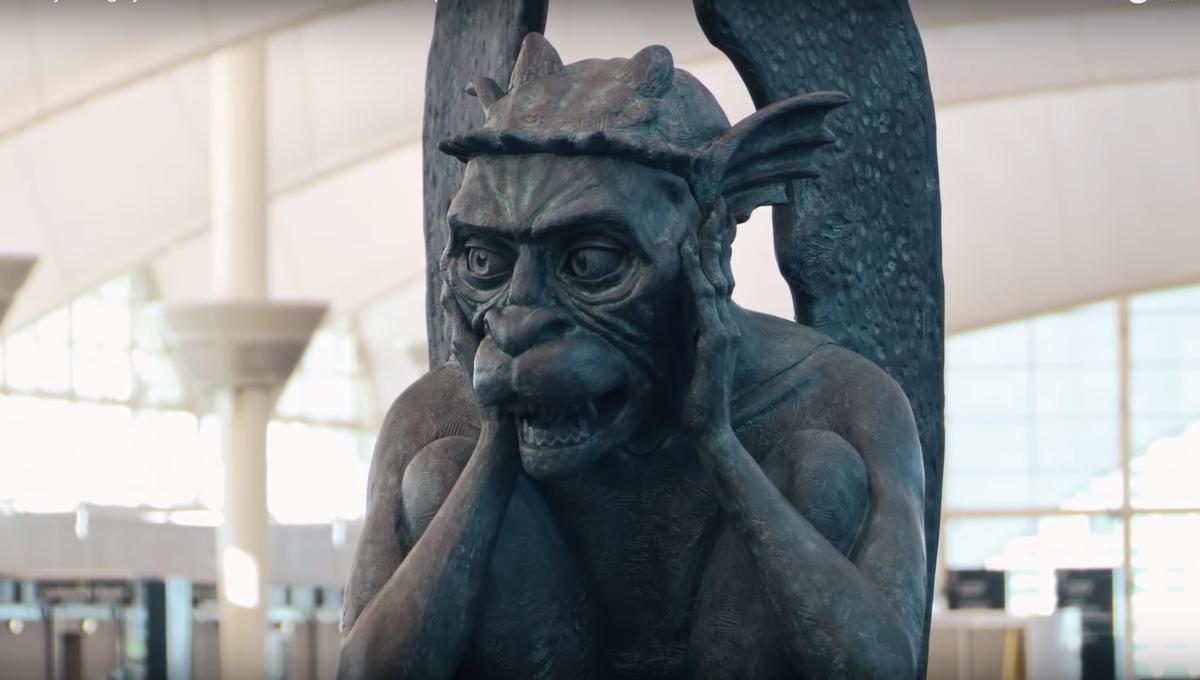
946, 569, 1006, 610
36, 580, 134, 605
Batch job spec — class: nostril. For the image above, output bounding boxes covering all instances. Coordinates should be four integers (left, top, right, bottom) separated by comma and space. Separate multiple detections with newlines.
540, 313, 571, 342
489, 306, 572, 356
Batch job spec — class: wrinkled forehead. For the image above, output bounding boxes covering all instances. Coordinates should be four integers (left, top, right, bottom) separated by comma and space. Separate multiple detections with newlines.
448, 154, 698, 247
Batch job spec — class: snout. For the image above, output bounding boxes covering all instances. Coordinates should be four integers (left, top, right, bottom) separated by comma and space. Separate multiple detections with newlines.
473, 332, 633, 407
471, 328, 648, 479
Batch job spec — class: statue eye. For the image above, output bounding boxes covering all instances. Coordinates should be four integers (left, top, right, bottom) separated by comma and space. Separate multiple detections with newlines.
464, 246, 512, 280
564, 246, 624, 281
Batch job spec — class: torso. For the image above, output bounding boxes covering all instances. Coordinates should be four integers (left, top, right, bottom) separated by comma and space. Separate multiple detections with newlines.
409, 313, 873, 679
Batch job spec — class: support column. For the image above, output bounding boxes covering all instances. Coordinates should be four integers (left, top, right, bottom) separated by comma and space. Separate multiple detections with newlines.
211, 39, 272, 680
214, 384, 272, 680
162, 37, 326, 680
162, 301, 324, 680
211, 40, 268, 302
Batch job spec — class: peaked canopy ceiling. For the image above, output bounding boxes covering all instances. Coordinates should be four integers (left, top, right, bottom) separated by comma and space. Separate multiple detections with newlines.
2, 0, 1199, 341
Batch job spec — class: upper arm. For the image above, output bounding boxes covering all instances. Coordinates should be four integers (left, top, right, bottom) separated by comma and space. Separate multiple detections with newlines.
340, 366, 480, 632
822, 349, 927, 653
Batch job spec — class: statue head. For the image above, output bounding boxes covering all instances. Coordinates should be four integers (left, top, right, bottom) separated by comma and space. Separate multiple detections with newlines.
441, 34, 845, 480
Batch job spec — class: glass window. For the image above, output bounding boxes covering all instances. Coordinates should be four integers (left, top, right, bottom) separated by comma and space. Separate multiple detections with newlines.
1131, 513, 1200, 679
1131, 420, 1200, 510
941, 516, 1123, 617
266, 421, 373, 524
1031, 301, 1117, 366
946, 367, 1031, 420
945, 302, 1120, 511
1130, 311, 1200, 365
918, 285, 1200, 675
275, 323, 371, 425
132, 348, 186, 406
5, 309, 71, 393
946, 320, 1029, 369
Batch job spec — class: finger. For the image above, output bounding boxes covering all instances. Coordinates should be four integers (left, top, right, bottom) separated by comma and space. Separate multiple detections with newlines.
682, 239, 729, 375
440, 285, 477, 374
439, 285, 466, 338
698, 208, 732, 299
720, 220, 735, 298
680, 236, 715, 301
705, 196, 734, 295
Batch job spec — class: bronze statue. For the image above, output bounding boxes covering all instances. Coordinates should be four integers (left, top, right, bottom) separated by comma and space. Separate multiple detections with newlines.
337, 16, 941, 676
340, 0, 943, 676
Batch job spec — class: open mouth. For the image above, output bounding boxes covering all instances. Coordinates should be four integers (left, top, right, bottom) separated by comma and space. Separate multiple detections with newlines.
509, 388, 624, 449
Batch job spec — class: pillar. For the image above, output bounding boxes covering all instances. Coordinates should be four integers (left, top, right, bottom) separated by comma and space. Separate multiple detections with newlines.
161, 38, 326, 680
211, 41, 267, 302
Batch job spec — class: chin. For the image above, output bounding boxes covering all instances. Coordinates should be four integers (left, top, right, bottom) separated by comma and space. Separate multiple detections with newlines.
512, 385, 646, 480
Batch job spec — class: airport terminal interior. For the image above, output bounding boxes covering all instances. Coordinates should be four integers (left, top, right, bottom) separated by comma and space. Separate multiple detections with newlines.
1, 0, 1198, 678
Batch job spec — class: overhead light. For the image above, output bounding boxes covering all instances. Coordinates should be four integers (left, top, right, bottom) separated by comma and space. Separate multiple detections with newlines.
222, 547, 260, 609
81, 618, 97, 635
169, 509, 224, 527
74, 505, 89, 540
7, 619, 24, 635
331, 518, 346, 548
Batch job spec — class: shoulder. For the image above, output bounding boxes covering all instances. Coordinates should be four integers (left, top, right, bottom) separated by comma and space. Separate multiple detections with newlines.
377, 363, 479, 455
366, 363, 480, 499
729, 310, 831, 421
733, 312, 919, 472
804, 343, 919, 455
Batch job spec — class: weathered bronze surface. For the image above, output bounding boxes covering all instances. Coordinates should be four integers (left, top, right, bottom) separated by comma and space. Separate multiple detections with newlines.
341, 3, 942, 677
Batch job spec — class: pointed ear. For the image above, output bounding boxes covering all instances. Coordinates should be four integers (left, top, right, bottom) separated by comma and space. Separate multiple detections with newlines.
704, 91, 848, 222
464, 77, 506, 113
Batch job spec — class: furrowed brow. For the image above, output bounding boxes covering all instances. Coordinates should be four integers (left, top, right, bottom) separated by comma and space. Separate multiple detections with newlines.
447, 214, 514, 240
530, 208, 638, 241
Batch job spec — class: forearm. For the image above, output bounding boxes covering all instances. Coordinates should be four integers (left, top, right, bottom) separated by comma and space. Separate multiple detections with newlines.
338, 421, 520, 679
697, 432, 916, 678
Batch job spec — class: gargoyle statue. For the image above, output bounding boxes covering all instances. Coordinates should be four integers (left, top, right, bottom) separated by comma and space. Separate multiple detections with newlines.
337, 32, 930, 680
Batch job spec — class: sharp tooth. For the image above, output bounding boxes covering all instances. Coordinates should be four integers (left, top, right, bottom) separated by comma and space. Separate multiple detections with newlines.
584, 401, 599, 421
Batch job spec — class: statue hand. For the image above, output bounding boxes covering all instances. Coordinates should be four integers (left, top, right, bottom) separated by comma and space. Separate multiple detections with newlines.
680, 200, 740, 447
440, 282, 509, 432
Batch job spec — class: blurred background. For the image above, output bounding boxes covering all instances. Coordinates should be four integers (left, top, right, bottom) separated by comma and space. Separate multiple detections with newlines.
0, 0, 1198, 678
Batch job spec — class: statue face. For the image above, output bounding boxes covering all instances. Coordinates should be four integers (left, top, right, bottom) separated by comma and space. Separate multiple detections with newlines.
446, 154, 701, 479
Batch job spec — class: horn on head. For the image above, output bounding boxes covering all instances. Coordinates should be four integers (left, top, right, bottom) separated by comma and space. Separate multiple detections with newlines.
509, 33, 564, 90
622, 44, 674, 98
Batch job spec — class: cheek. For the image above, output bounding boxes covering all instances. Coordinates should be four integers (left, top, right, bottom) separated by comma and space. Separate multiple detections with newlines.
627, 256, 686, 323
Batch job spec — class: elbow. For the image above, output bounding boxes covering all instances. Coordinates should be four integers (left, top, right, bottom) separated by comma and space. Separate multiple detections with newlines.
335, 636, 364, 680
336, 623, 379, 680
857, 633, 917, 680
836, 612, 917, 680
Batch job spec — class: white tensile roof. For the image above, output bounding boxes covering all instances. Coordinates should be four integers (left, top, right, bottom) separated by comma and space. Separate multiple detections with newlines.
2, 0, 1199, 348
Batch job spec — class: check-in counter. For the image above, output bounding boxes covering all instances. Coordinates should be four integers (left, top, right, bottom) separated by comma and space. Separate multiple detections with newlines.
928, 609, 1083, 680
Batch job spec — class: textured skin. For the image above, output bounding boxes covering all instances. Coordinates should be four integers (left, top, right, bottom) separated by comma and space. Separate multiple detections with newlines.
423, 0, 548, 367
360, 19, 936, 678
347, 311, 918, 678
693, 2, 945, 675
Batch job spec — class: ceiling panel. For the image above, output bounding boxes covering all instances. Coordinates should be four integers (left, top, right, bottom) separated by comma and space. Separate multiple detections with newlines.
1, 0, 1199, 341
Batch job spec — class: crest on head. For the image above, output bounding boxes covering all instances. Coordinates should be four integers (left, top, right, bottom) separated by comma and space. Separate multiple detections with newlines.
440, 33, 848, 223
